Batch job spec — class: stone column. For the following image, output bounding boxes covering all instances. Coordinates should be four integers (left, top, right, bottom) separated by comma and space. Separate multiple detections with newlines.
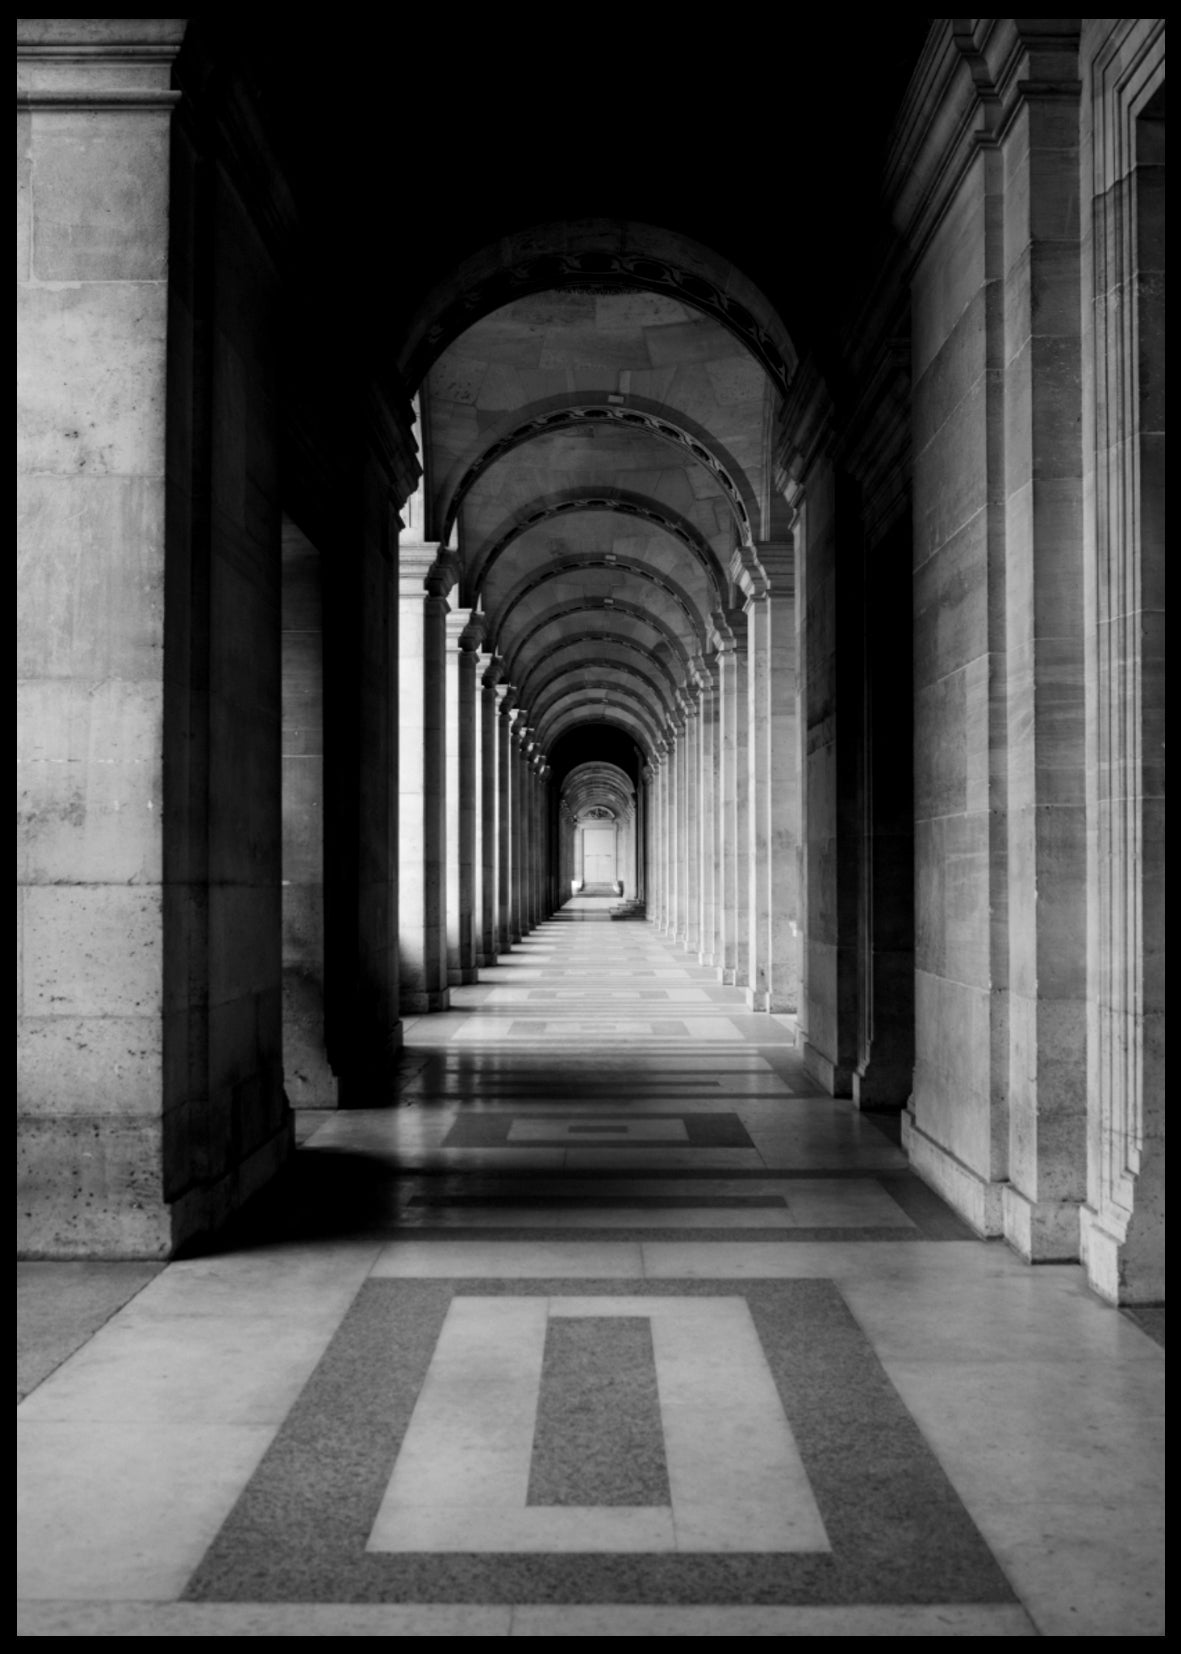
1079, 39, 1165, 1303
495, 688, 514, 948
659, 745, 672, 929
697, 665, 718, 966
521, 742, 536, 931
737, 550, 773, 1009
649, 757, 665, 926
17, 22, 188, 1254
713, 614, 749, 986
281, 518, 335, 1108
666, 719, 683, 939
734, 544, 797, 1013
398, 547, 454, 1013
444, 611, 482, 987
479, 659, 501, 963
509, 712, 527, 942
1001, 62, 1088, 1261
682, 690, 701, 955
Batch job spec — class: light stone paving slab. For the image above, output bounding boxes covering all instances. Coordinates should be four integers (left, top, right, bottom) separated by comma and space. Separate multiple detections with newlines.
17, 1314, 336, 1425
17, 1601, 516, 1635
967, 1498, 1164, 1639
18, 1421, 276, 1601
108, 1242, 382, 1323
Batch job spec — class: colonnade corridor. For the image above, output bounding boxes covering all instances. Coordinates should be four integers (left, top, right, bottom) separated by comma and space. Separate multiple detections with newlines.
18, 899, 1163, 1636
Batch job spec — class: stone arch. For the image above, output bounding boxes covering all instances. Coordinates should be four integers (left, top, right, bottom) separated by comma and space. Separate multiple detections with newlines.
486, 553, 713, 652
439, 397, 759, 548
465, 489, 729, 611
500, 597, 693, 689
401, 219, 799, 399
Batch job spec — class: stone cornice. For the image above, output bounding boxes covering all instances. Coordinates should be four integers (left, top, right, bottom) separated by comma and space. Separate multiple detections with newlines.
367, 385, 421, 509
773, 357, 836, 505
17, 20, 186, 103
399, 543, 459, 598
882, 20, 1081, 273
445, 606, 473, 643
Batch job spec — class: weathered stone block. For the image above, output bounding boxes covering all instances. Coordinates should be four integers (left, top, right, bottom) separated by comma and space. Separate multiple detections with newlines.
913, 968, 996, 1177
29, 110, 170, 281
18, 1115, 171, 1258
913, 512, 989, 689
22, 884, 162, 1018
208, 885, 282, 1007
912, 157, 989, 379
914, 672, 968, 820
18, 1013, 163, 1117
17, 474, 165, 678
17, 281, 167, 476
912, 287, 989, 457
17, 109, 31, 279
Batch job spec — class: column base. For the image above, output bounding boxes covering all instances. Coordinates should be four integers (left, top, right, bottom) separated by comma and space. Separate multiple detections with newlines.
475, 951, 496, 968
901, 1111, 1004, 1237
852, 1060, 912, 1112
801, 1040, 853, 1098
400, 988, 451, 1014
1002, 1185, 1081, 1262
745, 986, 770, 1012
447, 967, 480, 987
1079, 1204, 1165, 1306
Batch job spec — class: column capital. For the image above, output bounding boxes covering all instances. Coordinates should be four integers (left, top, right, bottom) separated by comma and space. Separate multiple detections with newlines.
482, 654, 505, 690
709, 607, 745, 652
729, 542, 770, 603
496, 683, 517, 716
399, 542, 459, 599
445, 604, 474, 645
459, 614, 487, 653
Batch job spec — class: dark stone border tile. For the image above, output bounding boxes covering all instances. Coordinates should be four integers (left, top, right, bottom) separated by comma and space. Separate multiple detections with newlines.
184, 1278, 1015, 1606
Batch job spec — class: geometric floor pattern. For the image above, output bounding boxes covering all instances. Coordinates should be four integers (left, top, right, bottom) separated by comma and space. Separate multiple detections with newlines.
17, 898, 1166, 1636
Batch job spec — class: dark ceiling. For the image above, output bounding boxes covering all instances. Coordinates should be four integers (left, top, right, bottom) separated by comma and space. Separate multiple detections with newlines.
182, 17, 931, 382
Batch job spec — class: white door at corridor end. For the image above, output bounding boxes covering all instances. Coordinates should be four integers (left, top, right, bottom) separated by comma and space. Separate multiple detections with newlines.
581, 825, 616, 885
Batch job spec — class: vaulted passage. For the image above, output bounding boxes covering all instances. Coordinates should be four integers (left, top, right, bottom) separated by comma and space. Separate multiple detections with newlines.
17, 17, 1164, 1636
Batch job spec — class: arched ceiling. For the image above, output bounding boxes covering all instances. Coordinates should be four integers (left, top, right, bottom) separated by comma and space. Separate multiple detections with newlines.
561, 761, 635, 822
421, 283, 780, 767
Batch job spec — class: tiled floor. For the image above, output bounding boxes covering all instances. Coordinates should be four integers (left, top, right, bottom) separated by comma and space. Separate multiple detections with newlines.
17, 899, 1166, 1636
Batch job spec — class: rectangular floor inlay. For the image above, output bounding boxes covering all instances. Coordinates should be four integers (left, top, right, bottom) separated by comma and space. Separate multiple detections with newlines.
183, 1278, 1017, 1606
443, 1114, 755, 1150
366, 1296, 824, 1554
